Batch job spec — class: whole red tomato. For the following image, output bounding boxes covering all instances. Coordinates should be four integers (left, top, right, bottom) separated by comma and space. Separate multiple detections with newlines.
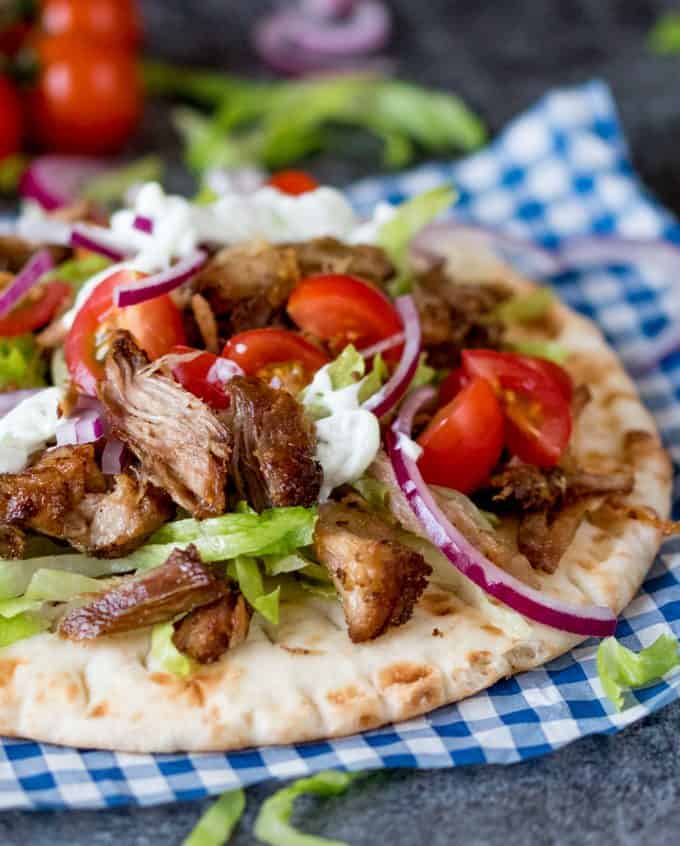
0, 75, 22, 158
29, 34, 142, 154
40, 0, 142, 48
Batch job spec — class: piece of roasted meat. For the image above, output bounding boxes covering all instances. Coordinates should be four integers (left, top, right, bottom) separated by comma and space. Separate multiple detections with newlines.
314, 494, 431, 642
0, 444, 172, 557
98, 331, 232, 519
172, 588, 251, 663
288, 237, 393, 285
223, 375, 322, 511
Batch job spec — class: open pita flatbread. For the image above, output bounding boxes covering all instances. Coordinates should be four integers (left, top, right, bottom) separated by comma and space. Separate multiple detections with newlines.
0, 242, 670, 753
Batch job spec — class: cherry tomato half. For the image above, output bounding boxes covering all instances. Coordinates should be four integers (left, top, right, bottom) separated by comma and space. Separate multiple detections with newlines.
437, 366, 468, 407
0, 281, 70, 337
417, 377, 505, 494
29, 35, 142, 154
170, 346, 231, 410
287, 274, 403, 356
222, 328, 329, 377
267, 170, 319, 196
0, 75, 22, 159
65, 269, 185, 394
462, 349, 573, 467
40, 0, 142, 48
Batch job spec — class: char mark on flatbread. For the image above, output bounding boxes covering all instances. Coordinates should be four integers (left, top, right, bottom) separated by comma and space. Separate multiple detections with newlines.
314, 494, 431, 642
223, 375, 322, 511
59, 544, 225, 640
98, 331, 232, 519
0, 444, 172, 557
172, 589, 251, 663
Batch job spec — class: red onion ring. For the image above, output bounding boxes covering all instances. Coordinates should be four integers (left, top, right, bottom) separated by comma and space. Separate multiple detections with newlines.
363, 295, 420, 417
70, 223, 134, 262
55, 408, 106, 447
386, 386, 617, 637
101, 438, 127, 474
0, 249, 54, 319
0, 389, 42, 418
133, 215, 154, 234
302, 0, 359, 19
19, 156, 112, 211
359, 331, 405, 359
114, 249, 207, 308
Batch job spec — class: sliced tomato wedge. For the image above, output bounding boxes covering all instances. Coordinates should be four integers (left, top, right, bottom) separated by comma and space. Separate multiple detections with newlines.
170, 346, 231, 410
267, 169, 319, 195
417, 377, 505, 494
222, 328, 329, 377
287, 274, 403, 358
0, 281, 71, 337
437, 366, 469, 407
65, 269, 186, 394
462, 349, 573, 467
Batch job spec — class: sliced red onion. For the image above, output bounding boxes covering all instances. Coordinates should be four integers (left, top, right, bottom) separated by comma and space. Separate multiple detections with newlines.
0, 389, 42, 418
386, 386, 617, 637
363, 295, 420, 417
101, 438, 127, 474
19, 156, 112, 211
359, 331, 405, 358
302, 0, 358, 19
207, 357, 244, 387
55, 408, 105, 447
133, 215, 154, 234
114, 249, 208, 308
0, 249, 54, 319
70, 223, 134, 262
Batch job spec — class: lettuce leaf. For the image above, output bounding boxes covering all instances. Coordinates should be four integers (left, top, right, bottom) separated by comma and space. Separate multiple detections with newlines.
0, 554, 133, 600
327, 345, 365, 391
0, 597, 43, 618
379, 186, 456, 296
410, 354, 436, 389
649, 12, 680, 55
597, 634, 680, 710
83, 156, 164, 206
24, 569, 105, 602
357, 353, 387, 404
129, 507, 318, 571
183, 788, 246, 846
254, 770, 362, 846
45, 254, 110, 292
227, 556, 280, 624
508, 340, 569, 365
148, 621, 193, 679
0, 611, 47, 648
0, 335, 46, 390
495, 288, 554, 324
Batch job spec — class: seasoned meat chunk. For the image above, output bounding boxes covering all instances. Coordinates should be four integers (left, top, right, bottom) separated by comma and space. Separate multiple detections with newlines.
98, 331, 231, 518
518, 502, 591, 574
173, 589, 251, 663
288, 237, 393, 284
224, 376, 322, 511
314, 497, 431, 642
194, 241, 300, 337
413, 267, 510, 367
59, 544, 225, 640
0, 525, 25, 559
0, 443, 172, 556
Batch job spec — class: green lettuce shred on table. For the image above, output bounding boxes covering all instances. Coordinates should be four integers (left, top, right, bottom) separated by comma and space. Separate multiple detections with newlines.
597, 634, 680, 710
649, 12, 680, 55
144, 63, 486, 173
0, 335, 46, 389
182, 788, 246, 846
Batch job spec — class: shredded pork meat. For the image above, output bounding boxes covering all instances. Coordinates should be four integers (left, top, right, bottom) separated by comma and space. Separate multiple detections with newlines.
288, 237, 393, 284
59, 544, 225, 640
173, 588, 251, 663
314, 495, 431, 642
98, 332, 232, 519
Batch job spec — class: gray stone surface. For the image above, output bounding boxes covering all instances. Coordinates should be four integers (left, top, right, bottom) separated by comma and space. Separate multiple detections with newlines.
3, 1, 680, 843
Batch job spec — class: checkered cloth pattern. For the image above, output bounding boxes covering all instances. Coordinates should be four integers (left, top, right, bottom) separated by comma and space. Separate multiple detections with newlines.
2, 79, 679, 810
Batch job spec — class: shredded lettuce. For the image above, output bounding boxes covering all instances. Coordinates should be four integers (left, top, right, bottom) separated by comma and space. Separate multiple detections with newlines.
649, 12, 680, 54
262, 553, 316, 577
351, 477, 390, 510
145, 63, 485, 171
227, 556, 280, 624
0, 611, 47, 648
508, 340, 569, 365
379, 186, 456, 296
83, 156, 164, 206
410, 354, 436, 389
303, 346, 386, 419
357, 353, 387, 403
0, 554, 132, 600
0, 154, 29, 194
327, 345, 365, 391
597, 634, 680, 710
0, 597, 43, 619
495, 288, 554, 324
148, 621, 193, 679
182, 788, 246, 846
129, 507, 318, 571
254, 770, 362, 846
0, 335, 46, 390
45, 254, 111, 292
24, 569, 105, 602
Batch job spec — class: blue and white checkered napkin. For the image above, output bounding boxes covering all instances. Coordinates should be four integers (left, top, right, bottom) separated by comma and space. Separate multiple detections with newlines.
2, 79, 680, 811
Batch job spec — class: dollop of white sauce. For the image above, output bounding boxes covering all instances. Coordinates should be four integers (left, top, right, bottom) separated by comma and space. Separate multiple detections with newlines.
0, 387, 64, 473
302, 364, 380, 500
